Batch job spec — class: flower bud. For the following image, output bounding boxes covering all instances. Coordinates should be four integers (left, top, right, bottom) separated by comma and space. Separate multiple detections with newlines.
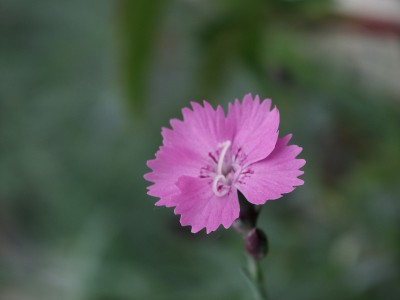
245, 228, 268, 261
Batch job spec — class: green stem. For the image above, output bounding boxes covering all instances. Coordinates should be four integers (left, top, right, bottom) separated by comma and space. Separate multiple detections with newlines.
237, 193, 269, 299
246, 256, 269, 300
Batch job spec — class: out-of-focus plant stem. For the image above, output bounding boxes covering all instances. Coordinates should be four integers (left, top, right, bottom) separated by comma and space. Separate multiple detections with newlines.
118, 0, 166, 116
246, 256, 269, 300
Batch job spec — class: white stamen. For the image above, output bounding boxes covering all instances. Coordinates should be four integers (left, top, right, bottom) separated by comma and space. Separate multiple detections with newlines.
216, 141, 231, 175
211, 141, 231, 197
231, 162, 242, 182
212, 174, 228, 197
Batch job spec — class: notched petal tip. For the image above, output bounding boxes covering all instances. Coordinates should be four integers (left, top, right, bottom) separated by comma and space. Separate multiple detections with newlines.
202, 100, 214, 109
179, 215, 224, 234
191, 226, 202, 234
178, 213, 204, 234
173, 176, 239, 235
145, 159, 155, 169
242, 93, 254, 102
190, 101, 205, 112
281, 133, 293, 144
143, 171, 153, 181
242, 93, 271, 107
270, 105, 280, 119
205, 226, 216, 234
161, 126, 172, 137
260, 97, 272, 110
169, 118, 182, 130
297, 158, 306, 169
216, 104, 225, 116
155, 198, 176, 208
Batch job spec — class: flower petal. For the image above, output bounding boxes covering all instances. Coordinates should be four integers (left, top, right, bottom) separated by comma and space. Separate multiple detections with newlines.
236, 134, 305, 205
162, 101, 234, 156
146, 101, 234, 207
144, 145, 204, 207
228, 93, 279, 165
173, 176, 240, 234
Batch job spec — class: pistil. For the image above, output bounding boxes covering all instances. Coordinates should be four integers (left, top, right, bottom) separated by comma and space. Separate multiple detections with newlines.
212, 141, 231, 197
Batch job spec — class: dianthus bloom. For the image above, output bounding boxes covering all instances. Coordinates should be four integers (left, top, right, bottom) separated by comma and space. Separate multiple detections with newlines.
144, 94, 305, 233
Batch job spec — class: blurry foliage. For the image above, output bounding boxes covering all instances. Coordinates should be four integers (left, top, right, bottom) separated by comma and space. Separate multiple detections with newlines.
1, 0, 400, 300
119, 0, 332, 111
194, 0, 331, 97
118, 0, 166, 115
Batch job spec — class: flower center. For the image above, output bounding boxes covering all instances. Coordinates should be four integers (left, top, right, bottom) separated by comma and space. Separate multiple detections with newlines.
212, 141, 232, 197
200, 141, 246, 197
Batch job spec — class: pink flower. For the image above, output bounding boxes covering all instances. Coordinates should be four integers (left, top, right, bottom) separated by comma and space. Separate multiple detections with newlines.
144, 94, 305, 234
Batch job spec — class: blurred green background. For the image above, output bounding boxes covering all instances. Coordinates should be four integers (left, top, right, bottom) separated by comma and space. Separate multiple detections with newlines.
1, 0, 400, 299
